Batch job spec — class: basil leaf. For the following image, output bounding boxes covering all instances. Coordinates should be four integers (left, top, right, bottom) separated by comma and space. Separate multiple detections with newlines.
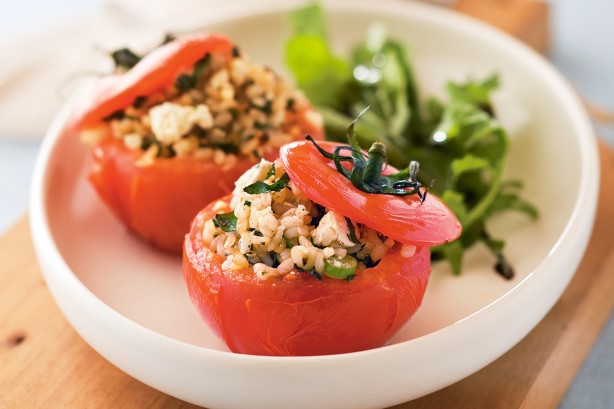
244, 173, 290, 194
212, 211, 238, 232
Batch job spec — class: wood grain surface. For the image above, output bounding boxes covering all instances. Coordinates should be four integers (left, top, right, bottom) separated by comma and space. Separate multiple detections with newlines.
1, 141, 613, 409
454, 0, 550, 53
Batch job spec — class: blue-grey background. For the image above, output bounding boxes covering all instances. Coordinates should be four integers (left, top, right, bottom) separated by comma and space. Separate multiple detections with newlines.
1, 1, 612, 407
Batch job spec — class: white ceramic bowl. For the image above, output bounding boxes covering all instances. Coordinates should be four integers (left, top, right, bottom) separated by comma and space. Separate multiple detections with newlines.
30, 1, 598, 408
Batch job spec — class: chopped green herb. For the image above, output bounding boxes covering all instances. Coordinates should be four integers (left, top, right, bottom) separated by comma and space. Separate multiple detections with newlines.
161, 33, 176, 45
270, 251, 280, 268
174, 53, 211, 93
175, 74, 195, 93
265, 163, 276, 180
111, 48, 141, 70
132, 96, 147, 108
286, 98, 296, 111
162, 144, 175, 158
244, 200, 252, 206
284, 237, 294, 248
254, 122, 271, 130
362, 254, 379, 268
213, 211, 238, 232
102, 110, 126, 122
244, 173, 290, 194
309, 269, 323, 281
232, 46, 241, 57
250, 100, 273, 115
193, 53, 212, 82
345, 217, 360, 245
253, 230, 263, 237
140, 136, 159, 151
199, 140, 239, 154
191, 125, 207, 138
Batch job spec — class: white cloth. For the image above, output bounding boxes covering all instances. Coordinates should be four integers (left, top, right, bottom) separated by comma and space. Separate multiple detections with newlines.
0, 0, 452, 139
0, 0, 238, 138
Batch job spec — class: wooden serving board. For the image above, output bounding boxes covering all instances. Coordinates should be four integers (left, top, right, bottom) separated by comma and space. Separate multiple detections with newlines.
1, 140, 613, 409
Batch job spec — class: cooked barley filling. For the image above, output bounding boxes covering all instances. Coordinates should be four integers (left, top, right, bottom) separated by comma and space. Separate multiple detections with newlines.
81, 50, 319, 168
203, 159, 417, 280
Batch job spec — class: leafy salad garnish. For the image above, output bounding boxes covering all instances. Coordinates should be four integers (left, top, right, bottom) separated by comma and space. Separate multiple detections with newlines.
285, 4, 538, 278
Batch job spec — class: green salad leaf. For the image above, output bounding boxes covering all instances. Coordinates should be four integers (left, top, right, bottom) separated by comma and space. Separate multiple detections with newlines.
285, 4, 538, 278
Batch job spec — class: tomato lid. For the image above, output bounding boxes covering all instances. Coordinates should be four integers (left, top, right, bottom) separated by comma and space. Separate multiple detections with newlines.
68, 33, 234, 132
281, 140, 461, 247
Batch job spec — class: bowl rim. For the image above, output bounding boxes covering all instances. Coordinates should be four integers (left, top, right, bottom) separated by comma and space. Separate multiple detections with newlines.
29, 0, 599, 398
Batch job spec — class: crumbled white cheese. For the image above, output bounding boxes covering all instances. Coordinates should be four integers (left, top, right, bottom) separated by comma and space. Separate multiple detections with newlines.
233, 160, 273, 192
311, 210, 355, 248
148, 102, 213, 144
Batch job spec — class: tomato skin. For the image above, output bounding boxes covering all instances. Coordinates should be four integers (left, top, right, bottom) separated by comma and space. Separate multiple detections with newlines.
68, 33, 235, 132
183, 197, 431, 356
89, 139, 257, 252
281, 141, 461, 247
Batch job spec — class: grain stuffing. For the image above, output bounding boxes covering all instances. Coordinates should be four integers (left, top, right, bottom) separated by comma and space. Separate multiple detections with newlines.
81, 47, 320, 168
202, 159, 417, 280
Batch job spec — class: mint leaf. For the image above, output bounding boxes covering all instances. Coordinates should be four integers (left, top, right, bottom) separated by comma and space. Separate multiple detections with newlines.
244, 173, 290, 194
213, 211, 237, 232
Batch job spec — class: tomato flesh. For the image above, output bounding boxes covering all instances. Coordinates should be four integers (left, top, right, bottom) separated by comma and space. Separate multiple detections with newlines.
183, 196, 431, 356
281, 141, 461, 247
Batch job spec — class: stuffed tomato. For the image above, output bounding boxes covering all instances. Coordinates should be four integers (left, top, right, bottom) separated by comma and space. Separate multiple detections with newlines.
70, 32, 323, 252
183, 138, 461, 356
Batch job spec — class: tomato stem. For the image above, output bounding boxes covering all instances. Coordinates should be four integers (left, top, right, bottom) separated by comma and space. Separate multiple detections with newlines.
306, 135, 429, 202
364, 142, 387, 186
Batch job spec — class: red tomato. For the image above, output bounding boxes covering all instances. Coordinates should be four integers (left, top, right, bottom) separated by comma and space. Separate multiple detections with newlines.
88, 139, 254, 252
183, 198, 431, 356
73, 33, 323, 252
281, 141, 461, 247
68, 33, 235, 132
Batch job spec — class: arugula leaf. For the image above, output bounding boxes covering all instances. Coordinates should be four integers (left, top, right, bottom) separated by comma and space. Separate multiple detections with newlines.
284, 4, 538, 278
